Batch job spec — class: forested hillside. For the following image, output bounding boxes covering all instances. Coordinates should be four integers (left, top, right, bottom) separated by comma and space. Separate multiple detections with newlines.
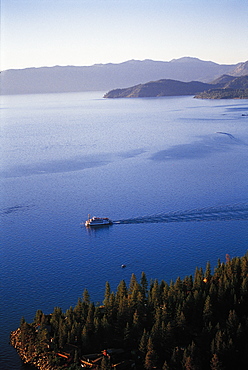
11, 253, 248, 370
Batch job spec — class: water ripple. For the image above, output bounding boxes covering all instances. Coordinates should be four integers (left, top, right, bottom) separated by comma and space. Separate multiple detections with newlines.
113, 202, 248, 224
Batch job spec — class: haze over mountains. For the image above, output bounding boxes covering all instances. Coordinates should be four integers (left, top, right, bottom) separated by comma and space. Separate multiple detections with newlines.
1, 57, 247, 95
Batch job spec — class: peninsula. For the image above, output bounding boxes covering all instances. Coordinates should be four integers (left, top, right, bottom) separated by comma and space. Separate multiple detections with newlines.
104, 75, 248, 99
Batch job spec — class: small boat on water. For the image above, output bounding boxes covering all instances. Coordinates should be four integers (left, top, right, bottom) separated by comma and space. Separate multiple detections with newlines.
85, 214, 113, 227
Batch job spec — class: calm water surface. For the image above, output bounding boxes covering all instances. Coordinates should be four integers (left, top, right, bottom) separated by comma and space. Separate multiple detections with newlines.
1, 92, 248, 368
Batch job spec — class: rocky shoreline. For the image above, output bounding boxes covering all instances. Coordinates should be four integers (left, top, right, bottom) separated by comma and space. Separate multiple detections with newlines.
10, 328, 58, 370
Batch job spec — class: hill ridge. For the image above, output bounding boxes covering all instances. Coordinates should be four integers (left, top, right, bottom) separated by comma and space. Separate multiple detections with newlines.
1, 57, 242, 95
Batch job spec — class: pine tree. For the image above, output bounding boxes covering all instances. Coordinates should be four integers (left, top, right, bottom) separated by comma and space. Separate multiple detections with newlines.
58, 320, 67, 349
183, 355, 197, 370
34, 309, 44, 325
139, 329, 148, 356
81, 325, 90, 351
203, 295, 213, 323
226, 309, 239, 336
132, 309, 140, 329
210, 353, 223, 370
73, 298, 83, 320
149, 279, 160, 308
193, 267, 204, 290
183, 341, 201, 370
129, 273, 138, 294
116, 280, 127, 303
103, 281, 111, 306
20, 316, 26, 326
83, 288, 90, 304
162, 359, 170, 370
85, 302, 95, 333
204, 261, 212, 281
170, 346, 183, 369
183, 275, 193, 292
174, 276, 183, 291
240, 253, 248, 278
140, 271, 148, 298
124, 322, 131, 348
144, 336, 158, 369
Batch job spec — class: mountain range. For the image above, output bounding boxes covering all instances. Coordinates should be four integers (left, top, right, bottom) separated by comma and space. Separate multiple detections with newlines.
1, 57, 248, 95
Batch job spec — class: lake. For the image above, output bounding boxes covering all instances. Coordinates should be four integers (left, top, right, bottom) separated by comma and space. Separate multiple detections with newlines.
1, 92, 248, 369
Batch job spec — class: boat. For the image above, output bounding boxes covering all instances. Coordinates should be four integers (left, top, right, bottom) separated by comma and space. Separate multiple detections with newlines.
85, 215, 113, 227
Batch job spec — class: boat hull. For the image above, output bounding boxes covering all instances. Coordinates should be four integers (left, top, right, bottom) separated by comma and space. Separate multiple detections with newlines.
85, 217, 113, 227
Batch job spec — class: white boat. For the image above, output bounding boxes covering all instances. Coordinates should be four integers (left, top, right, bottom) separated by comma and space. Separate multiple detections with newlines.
85, 215, 113, 227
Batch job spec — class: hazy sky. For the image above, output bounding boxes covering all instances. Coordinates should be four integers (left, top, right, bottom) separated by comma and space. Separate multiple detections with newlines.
1, 0, 248, 70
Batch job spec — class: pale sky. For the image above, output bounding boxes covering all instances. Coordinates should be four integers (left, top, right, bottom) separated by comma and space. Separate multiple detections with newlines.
1, 0, 248, 71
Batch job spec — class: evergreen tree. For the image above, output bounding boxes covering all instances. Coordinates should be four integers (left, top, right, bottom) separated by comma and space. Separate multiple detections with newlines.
81, 325, 90, 352
103, 281, 111, 306
203, 295, 213, 323
139, 329, 148, 356
132, 309, 140, 331
183, 275, 193, 292
149, 279, 160, 308
226, 309, 239, 336
124, 322, 131, 348
240, 253, 248, 278
20, 316, 26, 326
140, 271, 148, 298
162, 360, 170, 370
210, 353, 223, 370
170, 346, 183, 369
73, 298, 83, 321
129, 273, 138, 294
34, 309, 44, 325
144, 336, 158, 369
83, 288, 90, 304
116, 280, 127, 303
193, 267, 204, 290
204, 261, 212, 281
183, 355, 197, 370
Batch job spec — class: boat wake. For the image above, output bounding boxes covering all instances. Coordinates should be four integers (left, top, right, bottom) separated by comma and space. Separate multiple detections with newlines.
113, 202, 248, 225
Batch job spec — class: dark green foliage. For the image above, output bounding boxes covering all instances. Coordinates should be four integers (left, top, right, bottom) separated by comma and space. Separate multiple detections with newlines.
14, 254, 248, 369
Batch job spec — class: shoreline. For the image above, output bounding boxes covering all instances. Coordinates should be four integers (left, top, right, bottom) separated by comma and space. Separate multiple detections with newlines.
10, 328, 57, 370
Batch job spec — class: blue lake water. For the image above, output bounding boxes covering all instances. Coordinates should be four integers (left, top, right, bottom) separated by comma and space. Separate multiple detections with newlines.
1, 92, 248, 368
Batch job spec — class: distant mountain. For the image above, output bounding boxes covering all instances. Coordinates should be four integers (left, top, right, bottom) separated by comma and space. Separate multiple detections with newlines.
228, 61, 248, 77
195, 75, 248, 99
103, 79, 213, 98
0, 57, 240, 95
